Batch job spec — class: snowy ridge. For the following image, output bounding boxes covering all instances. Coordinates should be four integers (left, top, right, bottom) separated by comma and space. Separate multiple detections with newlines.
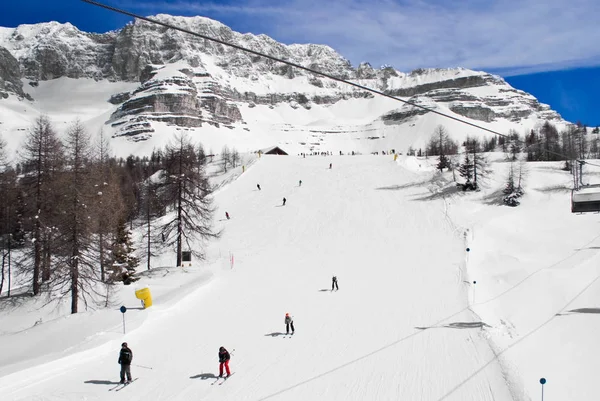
0, 15, 566, 158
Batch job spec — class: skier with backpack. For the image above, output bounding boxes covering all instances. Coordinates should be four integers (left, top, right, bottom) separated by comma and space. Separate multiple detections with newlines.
218, 346, 231, 378
284, 313, 295, 335
118, 342, 133, 384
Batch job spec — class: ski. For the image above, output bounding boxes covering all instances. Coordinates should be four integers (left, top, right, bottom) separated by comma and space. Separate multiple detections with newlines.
114, 378, 138, 391
218, 373, 235, 385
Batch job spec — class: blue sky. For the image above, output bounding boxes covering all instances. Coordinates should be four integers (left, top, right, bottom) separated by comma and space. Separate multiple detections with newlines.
1, 0, 598, 126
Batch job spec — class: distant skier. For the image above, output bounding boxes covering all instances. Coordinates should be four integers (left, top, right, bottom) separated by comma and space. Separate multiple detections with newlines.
225, 212, 230, 220
282, 197, 287, 206
118, 342, 133, 384
332, 276, 339, 291
329, 163, 332, 169
284, 313, 295, 335
257, 184, 261, 191
218, 346, 231, 378
299, 180, 302, 187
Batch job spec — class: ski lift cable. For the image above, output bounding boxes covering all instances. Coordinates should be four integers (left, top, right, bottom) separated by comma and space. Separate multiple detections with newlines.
81, 0, 585, 165
579, 160, 600, 169
80, 0, 512, 137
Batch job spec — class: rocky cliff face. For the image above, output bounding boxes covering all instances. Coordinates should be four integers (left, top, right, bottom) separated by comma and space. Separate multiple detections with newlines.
0, 15, 564, 143
0, 46, 28, 99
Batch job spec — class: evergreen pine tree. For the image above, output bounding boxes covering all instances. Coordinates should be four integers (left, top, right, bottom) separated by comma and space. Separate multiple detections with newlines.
458, 151, 474, 190
437, 153, 450, 171
504, 163, 515, 195
111, 219, 139, 275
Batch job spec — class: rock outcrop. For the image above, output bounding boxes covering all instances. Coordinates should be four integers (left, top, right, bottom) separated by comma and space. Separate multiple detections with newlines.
0, 16, 565, 143
0, 46, 28, 99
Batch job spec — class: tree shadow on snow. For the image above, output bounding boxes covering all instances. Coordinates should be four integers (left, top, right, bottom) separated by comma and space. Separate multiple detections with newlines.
534, 184, 571, 193
445, 322, 491, 329
264, 332, 286, 337
557, 307, 600, 316
481, 188, 507, 206
411, 185, 462, 202
84, 380, 121, 385
415, 321, 490, 330
0, 292, 33, 311
190, 373, 219, 380
375, 181, 425, 191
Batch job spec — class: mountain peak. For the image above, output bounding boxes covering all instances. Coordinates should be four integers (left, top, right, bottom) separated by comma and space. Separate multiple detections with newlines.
0, 15, 567, 158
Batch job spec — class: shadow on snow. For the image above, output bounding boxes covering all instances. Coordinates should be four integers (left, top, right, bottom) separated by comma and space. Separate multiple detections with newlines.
264, 332, 286, 337
190, 373, 219, 380
557, 307, 600, 316
415, 321, 491, 330
84, 380, 121, 385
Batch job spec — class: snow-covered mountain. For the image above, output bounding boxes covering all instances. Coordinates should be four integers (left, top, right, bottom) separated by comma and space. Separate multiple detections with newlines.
0, 16, 565, 158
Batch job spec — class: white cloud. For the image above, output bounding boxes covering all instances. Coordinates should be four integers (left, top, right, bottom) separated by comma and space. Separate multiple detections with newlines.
122, 0, 600, 75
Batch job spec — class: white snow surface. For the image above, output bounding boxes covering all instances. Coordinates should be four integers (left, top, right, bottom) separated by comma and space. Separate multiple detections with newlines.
2, 154, 600, 400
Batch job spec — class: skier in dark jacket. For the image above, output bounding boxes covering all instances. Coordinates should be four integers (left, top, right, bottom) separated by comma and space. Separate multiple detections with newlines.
332, 276, 339, 291
118, 342, 133, 384
257, 184, 261, 191
225, 211, 230, 220
284, 313, 295, 335
282, 197, 287, 206
218, 346, 231, 377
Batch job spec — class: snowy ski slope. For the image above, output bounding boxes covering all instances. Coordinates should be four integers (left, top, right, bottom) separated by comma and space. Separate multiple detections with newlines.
2, 154, 600, 400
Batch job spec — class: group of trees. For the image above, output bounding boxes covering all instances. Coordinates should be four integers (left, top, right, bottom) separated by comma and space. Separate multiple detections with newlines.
524, 121, 597, 162
220, 145, 241, 172
423, 121, 600, 205
0, 117, 217, 313
424, 125, 491, 191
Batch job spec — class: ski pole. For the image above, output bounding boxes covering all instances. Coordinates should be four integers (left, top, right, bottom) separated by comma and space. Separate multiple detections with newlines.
133, 364, 153, 370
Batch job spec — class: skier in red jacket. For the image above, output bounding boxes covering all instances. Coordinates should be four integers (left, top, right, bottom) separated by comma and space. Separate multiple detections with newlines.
218, 346, 231, 377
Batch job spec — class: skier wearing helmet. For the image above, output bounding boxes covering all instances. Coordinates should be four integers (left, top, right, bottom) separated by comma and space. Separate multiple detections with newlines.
118, 342, 133, 384
284, 313, 295, 335
218, 346, 231, 377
